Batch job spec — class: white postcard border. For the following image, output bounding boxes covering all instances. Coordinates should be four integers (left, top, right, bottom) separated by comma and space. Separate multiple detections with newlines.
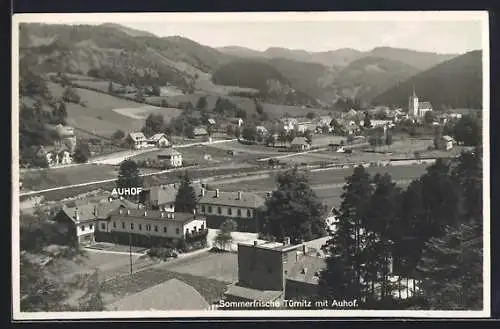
11, 10, 491, 320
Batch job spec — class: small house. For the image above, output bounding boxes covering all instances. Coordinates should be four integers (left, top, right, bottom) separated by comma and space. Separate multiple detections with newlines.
127, 132, 148, 149
290, 137, 311, 152
193, 127, 208, 138
255, 126, 268, 136
295, 118, 313, 133
436, 135, 455, 151
149, 133, 170, 148
157, 148, 183, 167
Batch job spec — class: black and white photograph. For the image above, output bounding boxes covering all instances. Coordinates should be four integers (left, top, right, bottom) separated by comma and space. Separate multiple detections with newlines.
12, 11, 490, 319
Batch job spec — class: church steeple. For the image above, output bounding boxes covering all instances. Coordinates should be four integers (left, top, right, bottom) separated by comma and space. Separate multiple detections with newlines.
412, 85, 417, 98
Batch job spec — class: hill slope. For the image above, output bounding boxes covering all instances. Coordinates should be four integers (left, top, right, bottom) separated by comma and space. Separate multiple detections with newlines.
218, 45, 457, 71
19, 23, 235, 92
211, 59, 320, 106
372, 50, 483, 110
326, 56, 420, 101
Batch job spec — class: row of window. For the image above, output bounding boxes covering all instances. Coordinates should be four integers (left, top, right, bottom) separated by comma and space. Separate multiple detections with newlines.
200, 205, 252, 217
80, 224, 93, 231
109, 221, 182, 234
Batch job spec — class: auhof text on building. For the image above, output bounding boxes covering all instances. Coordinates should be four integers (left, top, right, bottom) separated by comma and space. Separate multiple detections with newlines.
111, 187, 143, 197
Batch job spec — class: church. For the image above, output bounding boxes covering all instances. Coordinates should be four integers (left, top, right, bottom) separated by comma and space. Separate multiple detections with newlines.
408, 89, 433, 118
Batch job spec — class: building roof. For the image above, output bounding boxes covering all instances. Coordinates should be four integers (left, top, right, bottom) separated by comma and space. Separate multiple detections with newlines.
291, 137, 309, 145
109, 208, 204, 224
419, 101, 433, 110
238, 240, 303, 252
208, 118, 216, 125
129, 132, 147, 141
58, 199, 138, 223
146, 183, 204, 206
286, 255, 326, 285
193, 127, 208, 136
442, 135, 455, 142
108, 278, 209, 310
149, 133, 168, 142
198, 189, 265, 209
224, 283, 283, 302
157, 148, 182, 157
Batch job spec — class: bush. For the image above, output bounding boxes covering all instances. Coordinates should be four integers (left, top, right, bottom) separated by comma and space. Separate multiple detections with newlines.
147, 247, 178, 260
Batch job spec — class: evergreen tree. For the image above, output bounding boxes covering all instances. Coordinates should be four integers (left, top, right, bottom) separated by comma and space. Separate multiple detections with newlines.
52, 102, 68, 125
363, 112, 372, 129
451, 147, 482, 225
260, 167, 326, 244
417, 220, 482, 310
73, 143, 91, 163
319, 166, 373, 300
141, 114, 164, 138
174, 171, 197, 213
117, 160, 143, 192
196, 96, 208, 110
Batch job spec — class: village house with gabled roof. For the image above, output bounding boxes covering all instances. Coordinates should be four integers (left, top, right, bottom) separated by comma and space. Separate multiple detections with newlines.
127, 132, 148, 149
148, 133, 170, 148
53, 198, 137, 245
157, 148, 183, 167
290, 137, 311, 152
196, 188, 265, 233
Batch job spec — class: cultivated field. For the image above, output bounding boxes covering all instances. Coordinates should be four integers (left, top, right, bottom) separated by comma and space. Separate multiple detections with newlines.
211, 164, 429, 193
46, 82, 148, 136
112, 106, 182, 121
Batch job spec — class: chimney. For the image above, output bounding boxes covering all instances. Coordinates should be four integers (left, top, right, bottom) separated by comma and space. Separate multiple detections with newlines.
301, 267, 307, 275
192, 209, 196, 215
237, 191, 242, 200
283, 237, 291, 246
253, 240, 258, 246
215, 189, 220, 198
144, 210, 147, 217
266, 191, 272, 198
160, 212, 164, 218
302, 244, 306, 254
201, 188, 205, 197
73, 208, 79, 221
93, 205, 97, 216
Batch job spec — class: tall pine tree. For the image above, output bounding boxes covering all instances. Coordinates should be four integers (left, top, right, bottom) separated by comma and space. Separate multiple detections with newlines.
319, 165, 373, 301
174, 171, 197, 213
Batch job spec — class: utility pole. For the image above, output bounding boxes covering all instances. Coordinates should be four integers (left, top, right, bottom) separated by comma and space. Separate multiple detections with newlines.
129, 230, 133, 276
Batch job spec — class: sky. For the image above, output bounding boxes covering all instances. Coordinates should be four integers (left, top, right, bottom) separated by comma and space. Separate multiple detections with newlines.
117, 20, 483, 54
16, 12, 485, 54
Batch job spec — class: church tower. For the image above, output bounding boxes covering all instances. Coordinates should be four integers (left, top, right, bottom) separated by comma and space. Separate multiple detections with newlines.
408, 87, 419, 117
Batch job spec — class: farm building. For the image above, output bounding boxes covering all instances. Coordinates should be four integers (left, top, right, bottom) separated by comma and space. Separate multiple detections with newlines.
295, 118, 314, 133
157, 148, 183, 167
290, 137, 311, 152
